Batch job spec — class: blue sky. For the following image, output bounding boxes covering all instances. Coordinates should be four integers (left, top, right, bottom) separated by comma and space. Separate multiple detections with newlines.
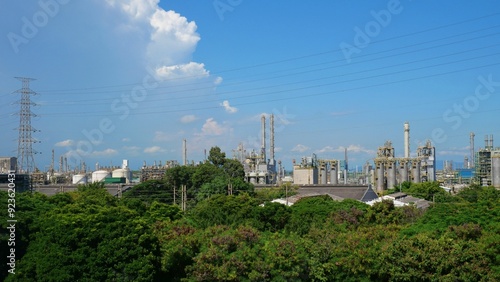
1, 0, 500, 171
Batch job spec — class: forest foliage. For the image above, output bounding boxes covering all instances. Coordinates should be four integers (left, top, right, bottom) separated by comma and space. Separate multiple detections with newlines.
1, 148, 499, 281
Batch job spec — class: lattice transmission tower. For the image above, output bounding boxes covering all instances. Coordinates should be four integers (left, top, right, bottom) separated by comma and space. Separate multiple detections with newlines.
14, 77, 39, 174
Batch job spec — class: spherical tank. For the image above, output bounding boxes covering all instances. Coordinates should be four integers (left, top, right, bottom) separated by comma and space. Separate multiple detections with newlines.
92, 170, 111, 183
72, 174, 88, 184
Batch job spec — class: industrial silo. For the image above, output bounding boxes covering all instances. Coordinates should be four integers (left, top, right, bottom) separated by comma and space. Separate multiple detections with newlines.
320, 167, 327, 184
376, 161, 385, 192
399, 161, 408, 183
387, 160, 397, 189
330, 163, 338, 185
412, 161, 421, 183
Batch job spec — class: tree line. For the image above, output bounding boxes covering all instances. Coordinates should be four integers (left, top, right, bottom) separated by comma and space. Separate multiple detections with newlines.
0, 147, 499, 281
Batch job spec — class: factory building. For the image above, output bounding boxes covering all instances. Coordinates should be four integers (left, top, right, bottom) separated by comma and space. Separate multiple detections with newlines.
140, 160, 178, 182
243, 114, 278, 185
0, 157, 17, 173
292, 155, 319, 185
292, 154, 343, 185
374, 123, 436, 193
474, 135, 500, 187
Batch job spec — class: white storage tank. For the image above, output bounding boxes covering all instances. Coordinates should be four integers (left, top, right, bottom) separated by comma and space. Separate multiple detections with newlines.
72, 174, 88, 184
92, 170, 111, 183
112, 168, 132, 184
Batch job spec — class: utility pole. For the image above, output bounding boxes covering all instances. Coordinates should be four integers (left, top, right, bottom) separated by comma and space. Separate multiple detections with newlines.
181, 184, 187, 211
173, 182, 176, 205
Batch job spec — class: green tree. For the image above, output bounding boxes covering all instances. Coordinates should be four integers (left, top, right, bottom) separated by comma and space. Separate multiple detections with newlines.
208, 146, 226, 167
13, 186, 163, 281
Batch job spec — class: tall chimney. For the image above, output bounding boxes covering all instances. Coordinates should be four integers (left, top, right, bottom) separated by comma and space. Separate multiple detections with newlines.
490, 134, 494, 150
470, 132, 475, 168
261, 114, 266, 161
485, 135, 489, 150
404, 122, 410, 158
270, 114, 275, 163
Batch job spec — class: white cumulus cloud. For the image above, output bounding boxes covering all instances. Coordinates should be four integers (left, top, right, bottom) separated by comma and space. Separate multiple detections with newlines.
201, 118, 227, 136
155, 62, 209, 80
220, 100, 238, 113
106, 1, 216, 82
106, 0, 158, 20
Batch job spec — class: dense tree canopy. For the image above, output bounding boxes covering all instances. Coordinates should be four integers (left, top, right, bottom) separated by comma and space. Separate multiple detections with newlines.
1, 165, 499, 281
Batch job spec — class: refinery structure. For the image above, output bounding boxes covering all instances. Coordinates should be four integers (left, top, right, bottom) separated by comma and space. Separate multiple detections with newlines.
1, 77, 500, 194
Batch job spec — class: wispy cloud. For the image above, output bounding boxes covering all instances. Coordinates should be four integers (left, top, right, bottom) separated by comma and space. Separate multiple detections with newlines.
55, 139, 74, 147
220, 100, 238, 113
144, 146, 165, 153
292, 144, 310, 153
316, 144, 375, 155
180, 114, 197, 123
200, 118, 228, 136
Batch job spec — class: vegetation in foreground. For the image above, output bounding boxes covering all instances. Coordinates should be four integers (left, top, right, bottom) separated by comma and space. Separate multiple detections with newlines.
1, 147, 499, 281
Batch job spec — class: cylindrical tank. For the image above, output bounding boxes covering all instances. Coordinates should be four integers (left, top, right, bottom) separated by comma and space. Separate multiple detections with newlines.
320, 167, 327, 184
412, 161, 421, 183
330, 165, 338, 185
72, 174, 88, 184
92, 170, 111, 183
491, 151, 500, 188
376, 161, 385, 192
387, 161, 397, 189
399, 161, 408, 183
112, 168, 132, 183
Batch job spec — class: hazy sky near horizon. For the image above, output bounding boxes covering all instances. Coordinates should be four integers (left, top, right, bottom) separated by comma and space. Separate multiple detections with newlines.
1, 0, 500, 170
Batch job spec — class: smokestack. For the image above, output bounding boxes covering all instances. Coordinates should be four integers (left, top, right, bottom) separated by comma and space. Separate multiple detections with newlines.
261, 114, 266, 161
404, 122, 410, 158
270, 114, 275, 162
490, 134, 494, 150
183, 139, 187, 166
470, 132, 475, 168
485, 135, 489, 150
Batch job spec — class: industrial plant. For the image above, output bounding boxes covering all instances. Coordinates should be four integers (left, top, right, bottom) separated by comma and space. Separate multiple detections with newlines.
1, 78, 500, 196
